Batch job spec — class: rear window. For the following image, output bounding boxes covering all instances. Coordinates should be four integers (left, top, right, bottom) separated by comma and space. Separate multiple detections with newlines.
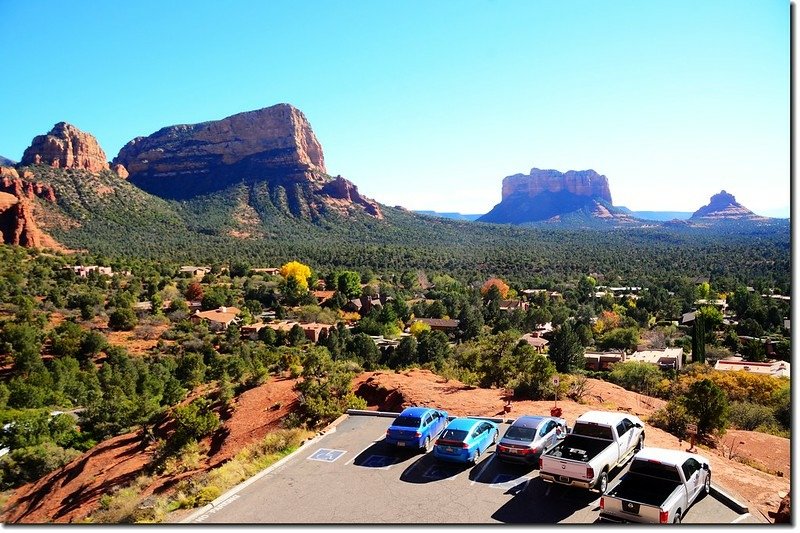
504, 426, 537, 441
572, 422, 613, 440
630, 460, 682, 482
393, 416, 421, 428
440, 429, 469, 441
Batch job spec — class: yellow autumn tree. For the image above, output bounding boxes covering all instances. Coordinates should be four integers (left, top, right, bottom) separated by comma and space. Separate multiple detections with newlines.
481, 277, 510, 299
409, 320, 432, 337
280, 261, 312, 291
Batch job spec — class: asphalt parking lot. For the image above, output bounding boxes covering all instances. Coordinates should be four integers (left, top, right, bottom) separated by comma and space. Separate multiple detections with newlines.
185, 413, 764, 524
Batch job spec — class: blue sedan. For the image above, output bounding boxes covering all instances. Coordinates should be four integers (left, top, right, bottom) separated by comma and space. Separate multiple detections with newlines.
385, 407, 449, 451
433, 418, 500, 464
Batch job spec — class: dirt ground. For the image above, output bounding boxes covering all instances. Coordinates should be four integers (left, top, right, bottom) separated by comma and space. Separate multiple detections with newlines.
1, 369, 789, 523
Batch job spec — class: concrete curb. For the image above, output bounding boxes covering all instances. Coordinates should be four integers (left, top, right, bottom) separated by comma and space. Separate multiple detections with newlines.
178, 414, 350, 524
710, 484, 749, 514
345, 408, 512, 425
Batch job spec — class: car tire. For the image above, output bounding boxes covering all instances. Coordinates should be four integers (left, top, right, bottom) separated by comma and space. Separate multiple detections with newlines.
595, 471, 609, 494
673, 510, 682, 524
423, 436, 431, 453
492, 430, 498, 445
473, 449, 481, 465
635, 436, 644, 452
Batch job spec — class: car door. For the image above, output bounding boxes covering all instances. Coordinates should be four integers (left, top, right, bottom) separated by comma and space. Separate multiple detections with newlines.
615, 421, 630, 459
681, 458, 702, 502
478, 423, 491, 452
435, 412, 447, 436
537, 420, 554, 450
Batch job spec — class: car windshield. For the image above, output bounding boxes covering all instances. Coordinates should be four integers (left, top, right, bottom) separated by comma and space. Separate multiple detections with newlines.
504, 426, 537, 441
572, 422, 613, 440
440, 429, 469, 441
393, 416, 421, 428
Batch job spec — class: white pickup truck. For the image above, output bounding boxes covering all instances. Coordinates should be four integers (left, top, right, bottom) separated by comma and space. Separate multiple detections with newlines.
539, 411, 645, 494
599, 448, 712, 524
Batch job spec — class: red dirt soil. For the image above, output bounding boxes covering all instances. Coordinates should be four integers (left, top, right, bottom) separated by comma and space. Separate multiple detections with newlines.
1, 369, 789, 523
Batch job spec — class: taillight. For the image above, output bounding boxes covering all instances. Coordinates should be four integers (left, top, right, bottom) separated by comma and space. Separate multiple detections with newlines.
462, 442, 470, 448
659, 510, 669, 524
530, 447, 537, 454
586, 466, 594, 479
599, 497, 605, 510
414, 432, 421, 438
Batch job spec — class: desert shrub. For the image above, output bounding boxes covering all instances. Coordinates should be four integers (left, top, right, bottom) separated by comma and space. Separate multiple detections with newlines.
108, 307, 138, 331
90, 475, 160, 523
566, 373, 592, 403
512, 353, 556, 400
683, 379, 728, 435
0, 442, 81, 490
728, 401, 779, 433
771, 383, 790, 429
647, 401, 692, 439
608, 361, 667, 398
171, 398, 220, 449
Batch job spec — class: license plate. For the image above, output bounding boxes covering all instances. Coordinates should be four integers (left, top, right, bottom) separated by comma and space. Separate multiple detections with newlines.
511, 448, 520, 454
445, 447, 454, 453
397, 442, 405, 447
559, 476, 570, 483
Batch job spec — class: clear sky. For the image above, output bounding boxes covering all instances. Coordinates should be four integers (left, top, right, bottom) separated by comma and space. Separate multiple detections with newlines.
0, 0, 790, 217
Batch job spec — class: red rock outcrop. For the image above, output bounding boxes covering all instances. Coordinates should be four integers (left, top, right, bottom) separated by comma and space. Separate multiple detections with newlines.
321, 175, 383, 219
21, 122, 109, 173
690, 190, 766, 221
112, 163, 129, 179
501, 168, 612, 203
0, 170, 60, 248
1, 171, 57, 204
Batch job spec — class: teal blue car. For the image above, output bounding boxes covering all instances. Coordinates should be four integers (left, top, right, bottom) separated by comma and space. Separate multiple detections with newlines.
433, 417, 499, 464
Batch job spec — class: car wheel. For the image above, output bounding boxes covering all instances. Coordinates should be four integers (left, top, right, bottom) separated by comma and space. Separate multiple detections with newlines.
595, 471, 609, 494
473, 449, 481, 464
492, 430, 498, 445
673, 510, 682, 524
703, 473, 711, 496
635, 436, 644, 452
423, 436, 431, 453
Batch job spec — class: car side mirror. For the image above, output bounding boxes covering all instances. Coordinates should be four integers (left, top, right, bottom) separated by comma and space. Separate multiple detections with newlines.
634, 422, 643, 428
702, 463, 709, 471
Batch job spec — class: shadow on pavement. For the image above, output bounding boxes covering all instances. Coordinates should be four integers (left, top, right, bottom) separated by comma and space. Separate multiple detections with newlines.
491, 478, 601, 523
351, 440, 420, 468
399, 453, 472, 484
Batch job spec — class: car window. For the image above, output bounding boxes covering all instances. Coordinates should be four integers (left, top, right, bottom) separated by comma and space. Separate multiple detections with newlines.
425, 415, 434, 426
440, 429, 468, 441
681, 458, 701, 478
539, 423, 550, 437
616, 421, 627, 436
504, 426, 537, 441
623, 419, 634, 432
394, 416, 421, 428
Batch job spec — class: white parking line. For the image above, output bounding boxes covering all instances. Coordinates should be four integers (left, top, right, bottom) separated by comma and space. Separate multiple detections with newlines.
731, 513, 751, 524
470, 454, 496, 485
345, 432, 387, 465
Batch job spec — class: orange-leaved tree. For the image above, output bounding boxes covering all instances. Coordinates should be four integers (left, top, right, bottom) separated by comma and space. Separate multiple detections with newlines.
481, 277, 510, 299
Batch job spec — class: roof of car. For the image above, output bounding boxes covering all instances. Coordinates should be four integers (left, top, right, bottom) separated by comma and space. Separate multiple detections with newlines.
634, 447, 708, 466
575, 410, 641, 426
398, 406, 442, 418
446, 417, 487, 431
511, 415, 545, 428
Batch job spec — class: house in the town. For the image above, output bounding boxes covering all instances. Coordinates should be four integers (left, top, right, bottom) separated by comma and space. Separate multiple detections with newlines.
413, 317, 460, 334
584, 351, 625, 371
714, 358, 790, 379
627, 347, 683, 370
67, 265, 114, 278
191, 306, 242, 331
520, 333, 549, 353
179, 266, 211, 279
499, 300, 530, 312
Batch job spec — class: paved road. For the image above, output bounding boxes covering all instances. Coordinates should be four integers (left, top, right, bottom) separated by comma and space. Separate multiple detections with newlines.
188, 414, 763, 524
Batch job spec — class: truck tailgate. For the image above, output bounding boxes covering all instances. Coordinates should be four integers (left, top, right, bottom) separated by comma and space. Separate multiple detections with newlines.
542, 457, 589, 481
602, 496, 662, 523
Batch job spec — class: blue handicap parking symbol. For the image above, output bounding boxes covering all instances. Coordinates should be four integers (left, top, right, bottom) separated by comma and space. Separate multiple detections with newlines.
423, 465, 454, 480
308, 448, 347, 462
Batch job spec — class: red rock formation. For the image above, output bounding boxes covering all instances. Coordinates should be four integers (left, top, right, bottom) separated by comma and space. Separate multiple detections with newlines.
112, 163, 129, 179
690, 190, 766, 221
0, 171, 60, 248
21, 122, 109, 173
321, 175, 383, 219
0, 173, 56, 203
502, 168, 612, 203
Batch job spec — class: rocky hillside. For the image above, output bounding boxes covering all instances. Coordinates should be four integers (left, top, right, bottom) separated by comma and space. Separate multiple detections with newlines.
0, 167, 61, 248
690, 190, 767, 222
113, 104, 381, 218
479, 168, 638, 225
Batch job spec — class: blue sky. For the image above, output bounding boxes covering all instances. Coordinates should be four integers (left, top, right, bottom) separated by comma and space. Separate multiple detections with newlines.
0, 0, 789, 216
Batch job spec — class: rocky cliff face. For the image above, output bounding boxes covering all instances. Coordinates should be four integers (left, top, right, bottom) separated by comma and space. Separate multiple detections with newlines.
113, 103, 381, 218
21, 122, 109, 173
0, 167, 59, 248
479, 167, 625, 224
501, 168, 612, 203
690, 190, 765, 221
114, 104, 326, 198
